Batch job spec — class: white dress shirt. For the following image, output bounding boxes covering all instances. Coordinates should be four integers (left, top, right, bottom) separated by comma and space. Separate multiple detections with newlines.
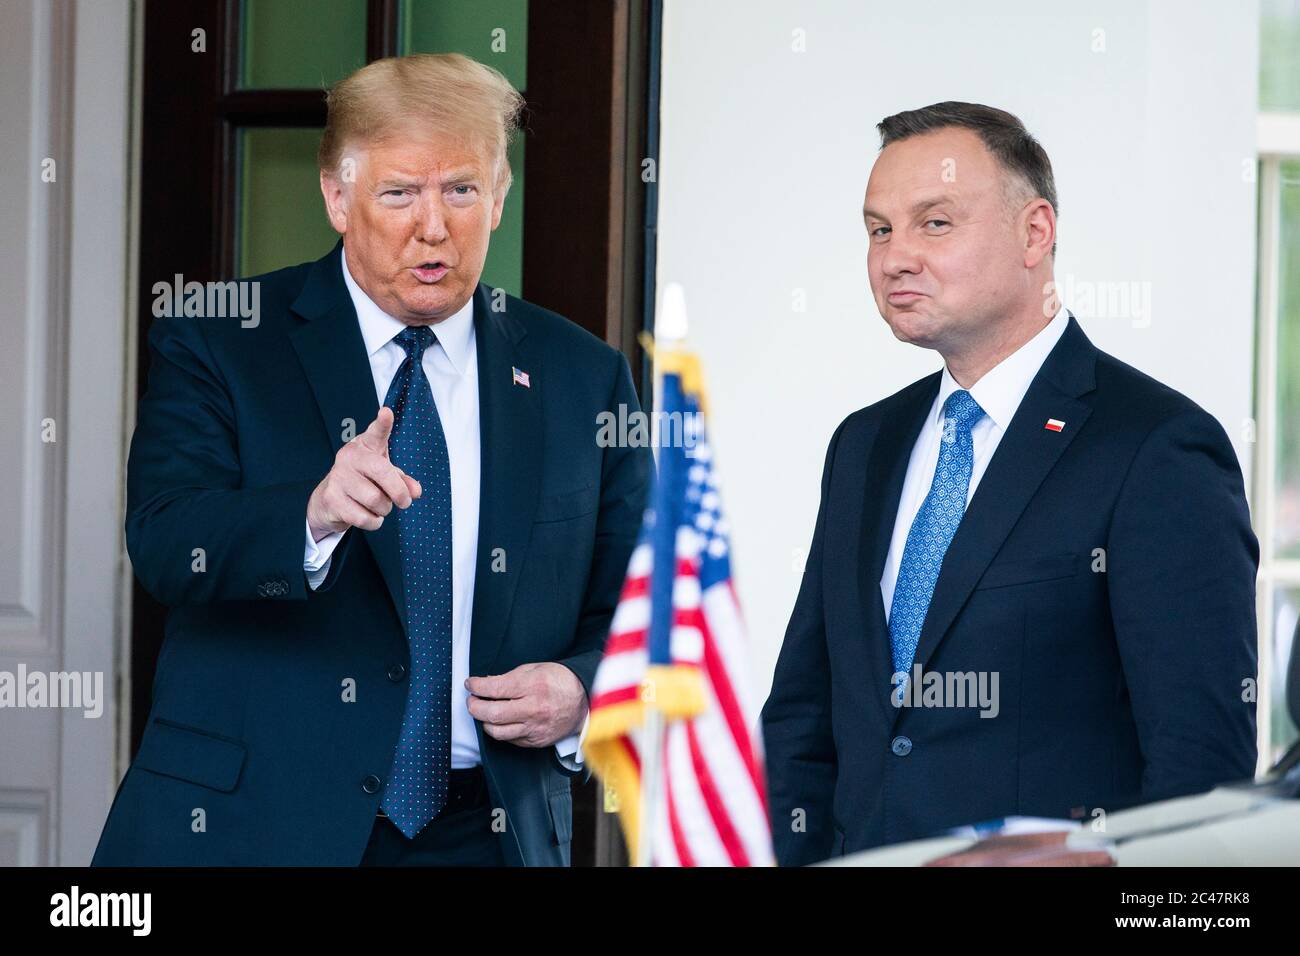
304, 247, 582, 768
880, 306, 1070, 621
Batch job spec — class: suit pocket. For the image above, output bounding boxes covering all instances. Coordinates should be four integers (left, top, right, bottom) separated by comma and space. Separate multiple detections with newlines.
974, 552, 1078, 591
547, 782, 573, 845
535, 485, 598, 523
134, 717, 247, 793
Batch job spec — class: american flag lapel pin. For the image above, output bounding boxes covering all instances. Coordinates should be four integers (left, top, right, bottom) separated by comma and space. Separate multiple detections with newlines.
512, 366, 531, 388
1045, 418, 1065, 432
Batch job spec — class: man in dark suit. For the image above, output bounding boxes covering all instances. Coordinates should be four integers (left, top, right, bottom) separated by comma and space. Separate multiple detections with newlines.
93, 54, 650, 866
761, 102, 1259, 866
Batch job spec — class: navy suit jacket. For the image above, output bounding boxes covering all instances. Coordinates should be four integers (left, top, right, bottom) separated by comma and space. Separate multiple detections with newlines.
761, 315, 1259, 866
93, 242, 651, 866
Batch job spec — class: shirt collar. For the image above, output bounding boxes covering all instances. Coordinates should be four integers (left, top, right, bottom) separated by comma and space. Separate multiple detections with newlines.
340, 244, 476, 375
934, 304, 1070, 431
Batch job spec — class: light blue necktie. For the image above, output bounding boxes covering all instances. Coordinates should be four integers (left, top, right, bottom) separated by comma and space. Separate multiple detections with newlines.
379, 326, 453, 838
888, 389, 986, 677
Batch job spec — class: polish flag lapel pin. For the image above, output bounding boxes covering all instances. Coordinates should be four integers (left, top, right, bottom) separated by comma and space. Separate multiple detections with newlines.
1044, 418, 1065, 432
512, 366, 531, 388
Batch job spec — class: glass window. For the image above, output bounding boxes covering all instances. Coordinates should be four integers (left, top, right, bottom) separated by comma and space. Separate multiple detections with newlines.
1258, 1, 1300, 768
1277, 160, 1300, 559
1271, 587, 1300, 764
240, 0, 367, 89
1261, 0, 1300, 111
402, 0, 528, 90
238, 127, 339, 277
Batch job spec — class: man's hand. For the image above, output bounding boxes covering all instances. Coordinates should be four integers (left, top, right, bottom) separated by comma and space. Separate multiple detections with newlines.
306, 406, 422, 540
466, 663, 588, 748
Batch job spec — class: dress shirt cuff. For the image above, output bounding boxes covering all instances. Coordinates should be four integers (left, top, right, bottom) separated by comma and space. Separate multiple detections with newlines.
304, 519, 343, 590
554, 711, 590, 770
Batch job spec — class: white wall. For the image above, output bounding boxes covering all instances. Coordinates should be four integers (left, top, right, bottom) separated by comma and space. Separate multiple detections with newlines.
656, 0, 1260, 697
0, 0, 133, 865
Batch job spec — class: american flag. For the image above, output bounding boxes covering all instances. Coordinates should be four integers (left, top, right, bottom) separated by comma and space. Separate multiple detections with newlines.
583, 349, 774, 866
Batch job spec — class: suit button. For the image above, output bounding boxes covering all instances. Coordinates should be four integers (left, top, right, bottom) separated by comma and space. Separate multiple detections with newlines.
361, 775, 382, 794
890, 735, 913, 757
387, 663, 407, 682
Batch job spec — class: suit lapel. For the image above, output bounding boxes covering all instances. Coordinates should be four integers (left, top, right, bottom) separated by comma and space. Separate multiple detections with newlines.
288, 261, 545, 658
287, 241, 406, 633
896, 315, 1097, 727
856, 375, 940, 727
468, 284, 543, 676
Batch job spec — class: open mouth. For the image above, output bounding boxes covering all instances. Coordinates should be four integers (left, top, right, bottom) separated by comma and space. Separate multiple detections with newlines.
410, 262, 449, 282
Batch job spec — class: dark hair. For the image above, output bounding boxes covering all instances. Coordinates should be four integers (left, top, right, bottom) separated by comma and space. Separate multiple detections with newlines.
877, 101, 1057, 255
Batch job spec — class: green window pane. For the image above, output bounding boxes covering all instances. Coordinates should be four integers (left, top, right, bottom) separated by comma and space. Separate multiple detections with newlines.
238, 127, 338, 277
401, 0, 528, 90
1261, 0, 1300, 111
1276, 159, 1300, 559
401, 0, 528, 297
240, 0, 367, 89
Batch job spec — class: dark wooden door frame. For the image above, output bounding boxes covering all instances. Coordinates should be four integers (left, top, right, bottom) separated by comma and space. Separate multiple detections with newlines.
523, 0, 650, 378
132, 0, 655, 867
522, 0, 656, 865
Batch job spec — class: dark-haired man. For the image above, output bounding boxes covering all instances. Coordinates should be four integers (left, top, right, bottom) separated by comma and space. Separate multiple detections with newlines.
761, 102, 1258, 866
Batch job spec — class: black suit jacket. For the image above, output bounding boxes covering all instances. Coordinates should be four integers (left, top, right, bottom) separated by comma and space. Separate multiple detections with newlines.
761, 314, 1259, 866
92, 242, 651, 865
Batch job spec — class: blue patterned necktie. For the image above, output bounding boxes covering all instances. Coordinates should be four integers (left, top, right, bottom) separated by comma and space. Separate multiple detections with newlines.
888, 388, 986, 677
379, 325, 453, 837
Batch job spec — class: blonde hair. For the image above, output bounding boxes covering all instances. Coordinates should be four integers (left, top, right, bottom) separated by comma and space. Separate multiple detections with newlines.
318, 53, 525, 194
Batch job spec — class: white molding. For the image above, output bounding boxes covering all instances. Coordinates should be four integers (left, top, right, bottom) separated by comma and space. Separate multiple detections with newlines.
116, 0, 144, 810
0, 790, 49, 867
1258, 112, 1300, 157
58, 0, 134, 865
1260, 561, 1300, 583
0, 0, 69, 658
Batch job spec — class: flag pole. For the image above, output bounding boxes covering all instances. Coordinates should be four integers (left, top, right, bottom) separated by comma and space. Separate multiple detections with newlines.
636, 703, 664, 867
635, 283, 690, 868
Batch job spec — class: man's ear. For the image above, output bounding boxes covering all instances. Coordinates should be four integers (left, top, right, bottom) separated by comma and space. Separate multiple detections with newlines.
489, 180, 507, 232
320, 169, 349, 235
1022, 197, 1055, 269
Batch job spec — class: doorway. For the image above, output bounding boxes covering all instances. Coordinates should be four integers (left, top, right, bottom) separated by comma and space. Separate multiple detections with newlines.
132, 0, 654, 866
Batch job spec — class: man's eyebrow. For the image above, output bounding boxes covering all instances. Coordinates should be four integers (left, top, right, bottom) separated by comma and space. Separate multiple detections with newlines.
373, 176, 423, 190
863, 194, 960, 221
439, 168, 484, 185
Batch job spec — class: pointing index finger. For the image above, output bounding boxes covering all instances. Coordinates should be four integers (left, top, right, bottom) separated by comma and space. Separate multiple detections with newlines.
357, 406, 394, 454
